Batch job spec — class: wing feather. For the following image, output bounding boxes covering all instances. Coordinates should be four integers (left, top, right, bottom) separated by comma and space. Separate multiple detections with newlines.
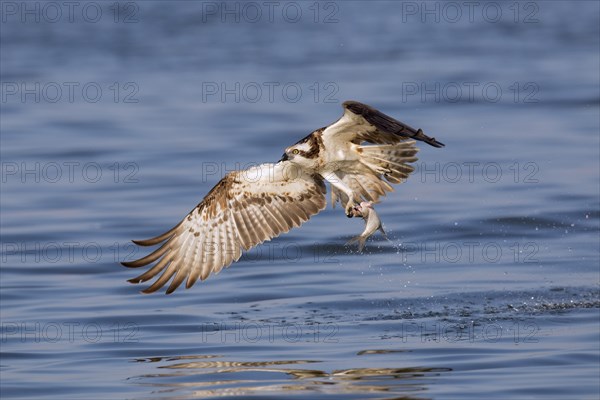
163, 230, 196, 294
238, 206, 261, 247
224, 214, 242, 266
261, 203, 288, 232
211, 222, 227, 275
142, 256, 182, 294
231, 210, 252, 250
246, 205, 271, 240
215, 221, 227, 273
128, 250, 175, 284
166, 256, 189, 294
255, 207, 277, 238
121, 240, 170, 268
185, 230, 208, 289
269, 200, 295, 228
283, 201, 304, 222
132, 223, 181, 246
167, 225, 205, 294
123, 163, 326, 293
200, 224, 216, 282
185, 254, 202, 289
325, 101, 444, 147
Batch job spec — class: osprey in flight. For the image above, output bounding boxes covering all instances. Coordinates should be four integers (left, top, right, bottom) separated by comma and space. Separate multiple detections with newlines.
123, 101, 444, 294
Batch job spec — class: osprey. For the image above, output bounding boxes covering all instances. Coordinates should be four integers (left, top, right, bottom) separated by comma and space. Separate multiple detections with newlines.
123, 101, 444, 294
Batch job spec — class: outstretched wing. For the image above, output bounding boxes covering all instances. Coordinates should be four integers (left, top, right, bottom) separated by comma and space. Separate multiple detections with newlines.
323, 100, 444, 148
122, 163, 326, 294
323, 101, 443, 207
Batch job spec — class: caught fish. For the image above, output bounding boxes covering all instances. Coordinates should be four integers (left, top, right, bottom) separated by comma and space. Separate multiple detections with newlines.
347, 201, 387, 251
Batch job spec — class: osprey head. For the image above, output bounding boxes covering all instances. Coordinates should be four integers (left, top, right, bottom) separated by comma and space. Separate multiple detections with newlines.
280, 141, 314, 164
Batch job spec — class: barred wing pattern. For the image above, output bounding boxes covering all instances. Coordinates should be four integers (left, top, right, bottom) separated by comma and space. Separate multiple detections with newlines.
122, 163, 326, 294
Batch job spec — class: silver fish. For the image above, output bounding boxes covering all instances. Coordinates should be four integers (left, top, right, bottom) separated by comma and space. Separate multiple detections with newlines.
347, 201, 387, 251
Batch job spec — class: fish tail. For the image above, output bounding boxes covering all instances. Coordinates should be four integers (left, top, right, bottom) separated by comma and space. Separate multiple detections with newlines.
379, 226, 389, 241
347, 235, 367, 252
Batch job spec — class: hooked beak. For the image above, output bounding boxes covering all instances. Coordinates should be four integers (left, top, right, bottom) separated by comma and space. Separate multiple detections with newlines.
279, 153, 289, 162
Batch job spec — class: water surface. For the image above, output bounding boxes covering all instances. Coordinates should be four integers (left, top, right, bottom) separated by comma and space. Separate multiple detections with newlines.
1, 1, 599, 399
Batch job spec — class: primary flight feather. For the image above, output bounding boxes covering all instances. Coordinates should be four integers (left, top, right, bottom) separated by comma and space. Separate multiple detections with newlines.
122, 101, 444, 294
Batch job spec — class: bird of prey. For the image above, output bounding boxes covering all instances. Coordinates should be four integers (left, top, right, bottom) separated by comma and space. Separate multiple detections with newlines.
122, 101, 444, 294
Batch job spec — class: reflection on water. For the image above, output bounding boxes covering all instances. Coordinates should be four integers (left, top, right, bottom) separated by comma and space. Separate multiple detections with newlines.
121, 288, 598, 399
131, 355, 451, 399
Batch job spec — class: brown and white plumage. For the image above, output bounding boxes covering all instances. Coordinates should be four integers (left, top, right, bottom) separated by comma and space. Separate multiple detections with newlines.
123, 101, 444, 293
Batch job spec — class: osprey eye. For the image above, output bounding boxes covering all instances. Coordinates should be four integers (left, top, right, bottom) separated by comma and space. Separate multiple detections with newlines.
292, 149, 300, 155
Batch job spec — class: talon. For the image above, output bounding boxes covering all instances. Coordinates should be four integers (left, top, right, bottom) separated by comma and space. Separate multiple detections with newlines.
346, 202, 363, 218
345, 204, 357, 218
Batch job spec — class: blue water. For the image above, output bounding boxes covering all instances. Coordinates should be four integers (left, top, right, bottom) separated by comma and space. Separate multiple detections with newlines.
1, 1, 599, 399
